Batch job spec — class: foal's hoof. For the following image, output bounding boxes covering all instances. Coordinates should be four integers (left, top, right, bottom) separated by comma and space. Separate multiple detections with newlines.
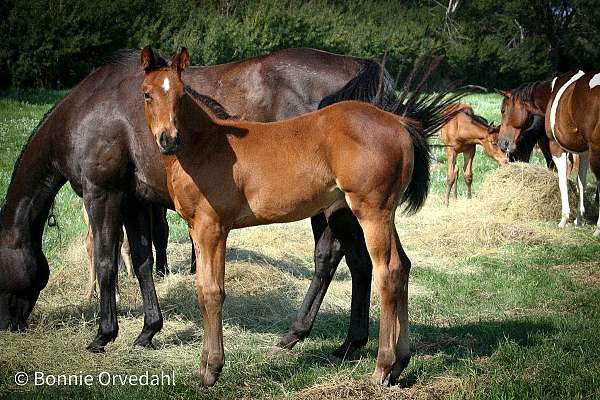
197, 369, 220, 387
267, 345, 290, 359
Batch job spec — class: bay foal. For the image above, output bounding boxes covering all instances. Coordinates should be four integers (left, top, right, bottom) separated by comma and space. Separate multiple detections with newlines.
140, 47, 456, 386
441, 103, 508, 206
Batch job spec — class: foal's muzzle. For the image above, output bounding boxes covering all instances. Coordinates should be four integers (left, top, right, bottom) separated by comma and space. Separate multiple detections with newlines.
158, 131, 181, 155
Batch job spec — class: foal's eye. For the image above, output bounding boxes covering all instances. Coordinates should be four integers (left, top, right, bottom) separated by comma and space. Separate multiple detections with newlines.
144, 92, 152, 101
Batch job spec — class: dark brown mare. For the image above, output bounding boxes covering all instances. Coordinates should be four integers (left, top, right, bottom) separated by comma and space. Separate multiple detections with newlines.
440, 103, 508, 206
499, 78, 590, 227
0, 47, 398, 358
545, 70, 600, 235
498, 80, 555, 167
141, 47, 465, 386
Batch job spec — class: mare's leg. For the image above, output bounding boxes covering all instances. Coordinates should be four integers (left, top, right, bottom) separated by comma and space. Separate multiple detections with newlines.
191, 218, 228, 387
84, 190, 123, 352
327, 207, 372, 361
189, 234, 196, 274
463, 145, 475, 199
151, 205, 169, 276
538, 136, 555, 169
122, 199, 164, 348
275, 213, 344, 352
575, 152, 589, 226
346, 193, 410, 385
552, 151, 570, 228
445, 149, 457, 206
588, 149, 600, 236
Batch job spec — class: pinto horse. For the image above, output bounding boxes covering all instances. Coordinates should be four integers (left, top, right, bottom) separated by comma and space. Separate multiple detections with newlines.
499, 79, 590, 227
0, 47, 397, 358
545, 70, 600, 235
441, 103, 508, 206
141, 47, 465, 386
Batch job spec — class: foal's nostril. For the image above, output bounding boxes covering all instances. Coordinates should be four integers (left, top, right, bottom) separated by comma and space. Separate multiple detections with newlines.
159, 132, 169, 148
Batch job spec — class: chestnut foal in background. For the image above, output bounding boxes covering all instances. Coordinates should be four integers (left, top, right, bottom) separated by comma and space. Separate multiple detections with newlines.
140, 47, 463, 386
441, 103, 508, 206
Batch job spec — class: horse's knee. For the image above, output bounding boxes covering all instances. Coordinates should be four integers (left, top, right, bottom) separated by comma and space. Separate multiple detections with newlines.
464, 174, 473, 186
199, 285, 225, 311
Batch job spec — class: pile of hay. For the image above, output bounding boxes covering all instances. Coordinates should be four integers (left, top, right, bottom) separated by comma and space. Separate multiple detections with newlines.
476, 162, 597, 221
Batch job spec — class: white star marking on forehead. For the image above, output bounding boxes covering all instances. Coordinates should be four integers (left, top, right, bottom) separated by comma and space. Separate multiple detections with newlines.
162, 77, 170, 94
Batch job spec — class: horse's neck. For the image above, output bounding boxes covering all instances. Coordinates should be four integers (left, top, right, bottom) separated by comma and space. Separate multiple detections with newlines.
170, 93, 224, 167
530, 82, 552, 116
1, 124, 65, 245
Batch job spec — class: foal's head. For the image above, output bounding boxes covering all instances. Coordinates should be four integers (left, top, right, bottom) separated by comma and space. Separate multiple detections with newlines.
486, 125, 509, 165
140, 46, 190, 155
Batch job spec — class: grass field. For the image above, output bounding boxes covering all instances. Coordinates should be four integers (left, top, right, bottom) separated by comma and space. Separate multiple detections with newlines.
0, 90, 599, 400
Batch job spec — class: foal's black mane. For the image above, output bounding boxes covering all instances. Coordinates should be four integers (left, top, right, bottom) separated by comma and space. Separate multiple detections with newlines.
184, 85, 232, 120
509, 80, 550, 104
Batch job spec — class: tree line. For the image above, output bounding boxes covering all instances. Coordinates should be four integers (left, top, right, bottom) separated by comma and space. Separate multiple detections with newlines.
1, 0, 598, 89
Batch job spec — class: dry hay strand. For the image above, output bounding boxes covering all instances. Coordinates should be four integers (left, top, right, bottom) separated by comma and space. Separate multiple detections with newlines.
475, 162, 597, 221
292, 375, 462, 400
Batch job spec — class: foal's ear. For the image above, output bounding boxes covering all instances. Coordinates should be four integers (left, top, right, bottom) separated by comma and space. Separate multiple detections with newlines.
140, 46, 156, 73
171, 47, 190, 74
496, 89, 511, 98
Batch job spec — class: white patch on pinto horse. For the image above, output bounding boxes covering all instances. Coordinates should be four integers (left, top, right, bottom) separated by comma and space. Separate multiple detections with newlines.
552, 152, 570, 228
551, 77, 557, 91
162, 77, 170, 94
589, 73, 600, 89
550, 70, 585, 145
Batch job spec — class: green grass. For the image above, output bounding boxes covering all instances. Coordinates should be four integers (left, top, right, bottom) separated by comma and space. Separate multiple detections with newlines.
0, 90, 599, 400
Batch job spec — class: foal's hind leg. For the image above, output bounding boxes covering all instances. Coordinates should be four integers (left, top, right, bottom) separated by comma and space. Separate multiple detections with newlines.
274, 213, 344, 353
346, 194, 410, 385
445, 148, 457, 206
463, 145, 475, 199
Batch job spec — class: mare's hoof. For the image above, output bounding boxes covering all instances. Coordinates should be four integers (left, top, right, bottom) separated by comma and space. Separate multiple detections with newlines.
133, 336, 156, 349
86, 343, 106, 353
558, 216, 569, 228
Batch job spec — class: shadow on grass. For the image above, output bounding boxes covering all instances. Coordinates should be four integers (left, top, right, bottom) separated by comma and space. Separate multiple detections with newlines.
167, 245, 351, 281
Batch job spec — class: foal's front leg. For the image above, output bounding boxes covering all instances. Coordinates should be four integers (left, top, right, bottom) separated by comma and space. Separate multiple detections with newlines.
191, 220, 228, 387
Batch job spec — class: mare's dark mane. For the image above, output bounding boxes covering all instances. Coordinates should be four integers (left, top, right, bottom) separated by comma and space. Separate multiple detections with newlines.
0, 100, 63, 217
509, 80, 550, 104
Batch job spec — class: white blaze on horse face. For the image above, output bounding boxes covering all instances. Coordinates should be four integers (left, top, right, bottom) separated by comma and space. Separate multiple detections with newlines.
550, 70, 585, 144
553, 152, 570, 228
589, 73, 600, 89
162, 77, 170, 94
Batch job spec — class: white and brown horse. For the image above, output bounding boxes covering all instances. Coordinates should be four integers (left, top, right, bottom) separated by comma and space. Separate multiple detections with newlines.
545, 70, 600, 234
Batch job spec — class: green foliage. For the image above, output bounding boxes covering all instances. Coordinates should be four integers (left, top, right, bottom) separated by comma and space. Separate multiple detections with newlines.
0, 0, 598, 89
